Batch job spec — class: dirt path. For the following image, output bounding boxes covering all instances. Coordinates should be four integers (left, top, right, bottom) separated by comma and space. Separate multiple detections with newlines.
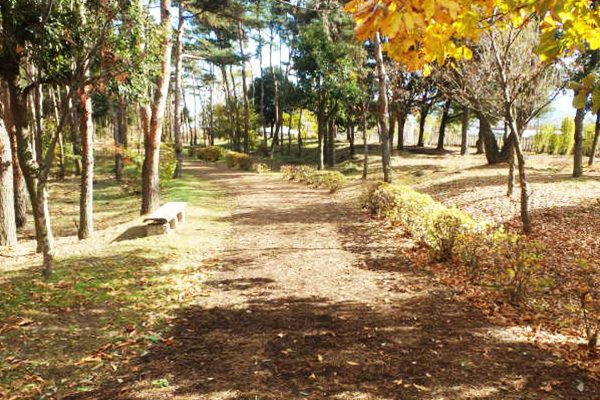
75, 161, 600, 400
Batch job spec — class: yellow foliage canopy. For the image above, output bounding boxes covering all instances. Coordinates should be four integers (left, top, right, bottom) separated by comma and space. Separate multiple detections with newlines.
345, 0, 600, 71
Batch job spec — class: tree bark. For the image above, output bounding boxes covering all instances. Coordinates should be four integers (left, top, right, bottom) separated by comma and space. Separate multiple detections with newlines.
6, 73, 56, 275
397, 111, 406, 151
114, 100, 128, 181
141, 0, 172, 215
1, 82, 27, 228
417, 105, 429, 147
173, 3, 185, 178
287, 111, 293, 155
513, 133, 532, 234
507, 143, 515, 196
388, 112, 395, 150
238, 21, 251, 153
50, 87, 66, 180
589, 112, 600, 166
362, 107, 368, 179
374, 32, 392, 183
349, 123, 355, 157
68, 93, 83, 175
326, 116, 335, 167
77, 86, 94, 240
317, 111, 325, 170
573, 105, 585, 178
297, 108, 303, 157
476, 111, 511, 164
437, 100, 451, 150
460, 107, 469, 155
0, 112, 17, 246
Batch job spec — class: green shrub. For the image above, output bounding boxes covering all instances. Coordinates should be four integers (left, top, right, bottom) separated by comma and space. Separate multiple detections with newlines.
225, 152, 240, 168
533, 125, 555, 153
455, 224, 496, 281
426, 208, 475, 261
492, 232, 544, 304
237, 154, 253, 171
225, 151, 253, 170
280, 165, 344, 192
558, 117, 575, 155
362, 182, 545, 304
584, 123, 597, 156
159, 143, 177, 181
318, 171, 346, 193
197, 146, 222, 162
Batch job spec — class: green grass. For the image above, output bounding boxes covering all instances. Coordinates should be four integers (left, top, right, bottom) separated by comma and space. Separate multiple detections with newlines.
0, 157, 230, 398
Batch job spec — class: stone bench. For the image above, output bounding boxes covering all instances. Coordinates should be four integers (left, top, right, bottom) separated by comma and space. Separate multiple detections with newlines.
143, 202, 187, 236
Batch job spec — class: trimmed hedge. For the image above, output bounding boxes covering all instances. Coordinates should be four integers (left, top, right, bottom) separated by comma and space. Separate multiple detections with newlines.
281, 164, 346, 193
196, 146, 223, 162
363, 182, 543, 304
225, 151, 253, 171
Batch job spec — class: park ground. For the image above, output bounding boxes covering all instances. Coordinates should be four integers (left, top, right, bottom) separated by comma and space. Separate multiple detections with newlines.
1, 144, 600, 399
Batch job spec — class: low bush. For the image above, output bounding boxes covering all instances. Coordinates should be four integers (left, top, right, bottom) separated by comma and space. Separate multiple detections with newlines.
363, 182, 544, 305
253, 163, 271, 174
197, 146, 222, 162
238, 155, 253, 171
225, 152, 253, 171
318, 171, 346, 193
426, 208, 475, 261
280, 165, 345, 193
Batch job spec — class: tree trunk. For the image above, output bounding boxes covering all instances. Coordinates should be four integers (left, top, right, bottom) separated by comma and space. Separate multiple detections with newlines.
317, 111, 325, 170
388, 112, 395, 151
349, 123, 355, 157
68, 93, 83, 175
229, 65, 241, 151
397, 111, 406, 151
297, 109, 303, 157
6, 74, 55, 275
238, 21, 251, 154
141, 0, 172, 215
573, 105, 585, 178
513, 133, 532, 234
173, 3, 185, 178
115, 100, 128, 181
0, 113, 17, 246
437, 100, 451, 150
589, 112, 600, 166
507, 143, 515, 196
32, 75, 44, 164
417, 105, 429, 147
269, 24, 281, 159
362, 108, 368, 179
476, 111, 510, 164
77, 85, 94, 240
50, 87, 66, 179
1, 82, 27, 228
326, 116, 335, 167
287, 111, 293, 155
374, 32, 391, 183
460, 107, 469, 155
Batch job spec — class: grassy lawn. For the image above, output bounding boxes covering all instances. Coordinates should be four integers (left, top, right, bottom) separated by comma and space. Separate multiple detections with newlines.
0, 154, 231, 399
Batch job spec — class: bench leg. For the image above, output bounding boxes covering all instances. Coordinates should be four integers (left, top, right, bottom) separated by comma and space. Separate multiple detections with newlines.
169, 218, 178, 229
146, 223, 170, 236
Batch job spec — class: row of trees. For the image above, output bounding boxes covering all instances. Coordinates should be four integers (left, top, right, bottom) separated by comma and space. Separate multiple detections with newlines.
0, 0, 176, 275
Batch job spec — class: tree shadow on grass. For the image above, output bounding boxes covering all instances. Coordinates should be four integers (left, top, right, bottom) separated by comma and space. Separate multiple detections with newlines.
0, 249, 179, 396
